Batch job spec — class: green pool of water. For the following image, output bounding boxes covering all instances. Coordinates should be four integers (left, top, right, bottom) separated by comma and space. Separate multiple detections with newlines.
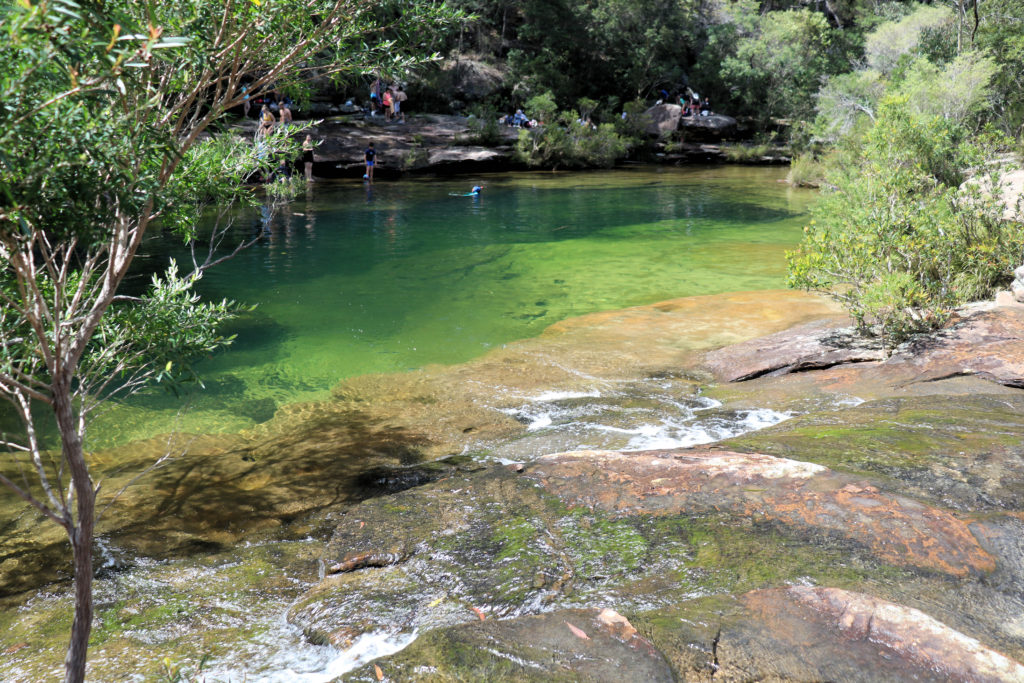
90, 166, 813, 446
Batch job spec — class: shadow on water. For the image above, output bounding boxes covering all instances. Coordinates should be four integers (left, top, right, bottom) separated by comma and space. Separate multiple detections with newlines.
0, 406, 444, 599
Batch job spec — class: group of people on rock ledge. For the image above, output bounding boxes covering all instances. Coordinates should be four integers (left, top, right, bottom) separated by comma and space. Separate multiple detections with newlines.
368, 76, 408, 123
657, 87, 712, 117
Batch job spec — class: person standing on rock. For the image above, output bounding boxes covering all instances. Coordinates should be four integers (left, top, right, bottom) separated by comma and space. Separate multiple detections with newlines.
302, 134, 315, 182
382, 89, 393, 121
394, 87, 407, 123
258, 104, 276, 137
364, 141, 376, 182
369, 75, 384, 117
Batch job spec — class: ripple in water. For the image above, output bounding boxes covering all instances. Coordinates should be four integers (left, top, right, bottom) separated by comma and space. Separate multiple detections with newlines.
492, 380, 791, 460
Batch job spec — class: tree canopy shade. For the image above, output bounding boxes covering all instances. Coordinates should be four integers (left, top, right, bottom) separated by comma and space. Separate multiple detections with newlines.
0, 1, 460, 681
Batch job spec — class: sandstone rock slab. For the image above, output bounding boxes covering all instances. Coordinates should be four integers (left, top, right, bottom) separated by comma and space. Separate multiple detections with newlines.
703, 318, 883, 382
743, 587, 1024, 683
638, 588, 1024, 682
340, 608, 673, 682
526, 449, 994, 576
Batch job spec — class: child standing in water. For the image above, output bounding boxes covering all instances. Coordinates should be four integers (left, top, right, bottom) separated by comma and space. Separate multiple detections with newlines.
364, 141, 376, 181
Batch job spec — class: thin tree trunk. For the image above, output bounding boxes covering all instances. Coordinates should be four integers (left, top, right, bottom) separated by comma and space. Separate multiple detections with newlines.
64, 518, 94, 683
971, 0, 979, 46
56, 386, 95, 683
956, 0, 964, 54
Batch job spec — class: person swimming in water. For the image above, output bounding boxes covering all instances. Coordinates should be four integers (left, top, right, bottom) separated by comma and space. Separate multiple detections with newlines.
469, 185, 482, 195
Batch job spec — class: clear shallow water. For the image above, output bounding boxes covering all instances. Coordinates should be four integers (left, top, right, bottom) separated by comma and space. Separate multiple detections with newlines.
90, 166, 811, 446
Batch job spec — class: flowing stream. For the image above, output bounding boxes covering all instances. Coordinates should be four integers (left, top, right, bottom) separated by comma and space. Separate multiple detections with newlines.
0, 166, 820, 680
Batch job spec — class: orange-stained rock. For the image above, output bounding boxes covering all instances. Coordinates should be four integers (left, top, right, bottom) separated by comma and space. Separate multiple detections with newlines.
743, 587, 1024, 683
596, 608, 639, 641
705, 302, 1024, 390
885, 306, 1024, 388
703, 319, 884, 382
525, 449, 995, 576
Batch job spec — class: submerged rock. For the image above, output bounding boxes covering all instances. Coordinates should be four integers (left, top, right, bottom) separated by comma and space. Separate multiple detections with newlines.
341, 608, 673, 682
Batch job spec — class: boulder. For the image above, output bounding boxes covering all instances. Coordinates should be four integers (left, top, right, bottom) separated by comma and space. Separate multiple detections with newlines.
703, 318, 884, 382
643, 103, 682, 137
680, 113, 738, 141
439, 58, 506, 102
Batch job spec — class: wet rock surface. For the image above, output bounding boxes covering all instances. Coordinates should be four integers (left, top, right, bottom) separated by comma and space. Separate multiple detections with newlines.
0, 290, 839, 599
727, 393, 1024, 514
7, 289, 1024, 680
526, 449, 994, 576
283, 431, 1024, 679
341, 608, 673, 682
281, 298, 1024, 680
636, 588, 1024, 682
754, 587, 1024, 682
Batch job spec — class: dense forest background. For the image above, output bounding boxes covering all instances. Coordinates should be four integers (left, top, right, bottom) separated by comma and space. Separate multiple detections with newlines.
398, 0, 1024, 345
401, 0, 1023, 136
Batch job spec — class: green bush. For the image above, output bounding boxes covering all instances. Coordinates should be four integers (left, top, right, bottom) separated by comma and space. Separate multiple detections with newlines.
514, 110, 631, 169
786, 153, 826, 187
524, 91, 558, 124
465, 106, 504, 146
787, 98, 1024, 348
722, 143, 773, 162
615, 99, 651, 140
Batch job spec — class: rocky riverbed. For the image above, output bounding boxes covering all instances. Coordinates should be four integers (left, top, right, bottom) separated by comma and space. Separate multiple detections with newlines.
302, 296, 1024, 681
4, 291, 1024, 681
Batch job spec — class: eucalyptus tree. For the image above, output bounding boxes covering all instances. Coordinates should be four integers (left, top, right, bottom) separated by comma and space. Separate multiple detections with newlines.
0, 1, 459, 681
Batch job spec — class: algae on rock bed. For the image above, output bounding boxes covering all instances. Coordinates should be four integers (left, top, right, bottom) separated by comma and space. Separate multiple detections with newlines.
0, 538, 326, 681
725, 393, 1024, 512
289, 462, 914, 649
